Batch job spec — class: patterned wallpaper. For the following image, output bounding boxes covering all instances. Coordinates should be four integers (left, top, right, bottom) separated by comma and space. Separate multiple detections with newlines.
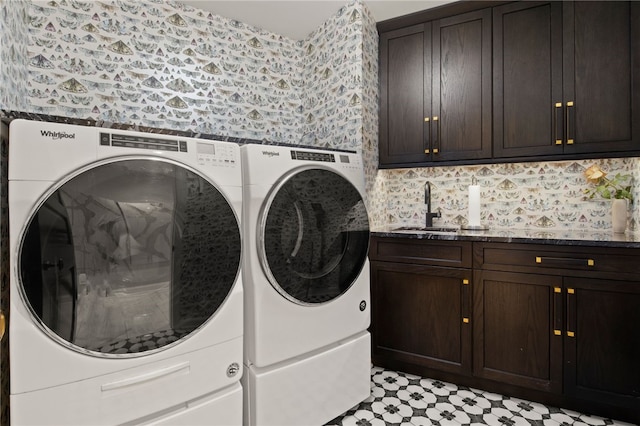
1, 0, 638, 235
22, 0, 305, 142
300, 4, 364, 151
377, 158, 639, 233
297, 1, 380, 210
0, 0, 30, 111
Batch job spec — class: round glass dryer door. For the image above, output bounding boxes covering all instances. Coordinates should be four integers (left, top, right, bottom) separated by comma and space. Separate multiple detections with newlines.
18, 158, 241, 357
259, 167, 369, 305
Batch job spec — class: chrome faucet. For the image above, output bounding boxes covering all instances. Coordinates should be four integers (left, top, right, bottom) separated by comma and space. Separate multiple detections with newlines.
425, 181, 441, 228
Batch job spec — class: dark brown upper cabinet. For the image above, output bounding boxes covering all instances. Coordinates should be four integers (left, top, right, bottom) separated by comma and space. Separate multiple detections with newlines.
379, 9, 492, 167
493, 1, 640, 159
379, 24, 429, 166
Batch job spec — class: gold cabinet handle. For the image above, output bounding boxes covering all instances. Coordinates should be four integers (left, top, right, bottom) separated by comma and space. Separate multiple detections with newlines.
432, 117, 439, 155
553, 287, 562, 336
554, 102, 563, 145
566, 287, 576, 338
424, 117, 431, 155
0, 311, 5, 341
566, 101, 574, 144
462, 278, 471, 324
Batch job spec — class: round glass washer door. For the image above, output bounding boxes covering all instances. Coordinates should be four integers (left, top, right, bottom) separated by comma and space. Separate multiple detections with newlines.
258, 167, 370, 305
18, 158, 241, 357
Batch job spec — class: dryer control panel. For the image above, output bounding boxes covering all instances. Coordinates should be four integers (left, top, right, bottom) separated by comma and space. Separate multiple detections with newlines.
196, 141, 238, 168
289, 149, 362, 171
290, 150, 335, 162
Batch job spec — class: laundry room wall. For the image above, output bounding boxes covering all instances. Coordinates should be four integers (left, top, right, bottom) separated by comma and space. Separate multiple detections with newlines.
1, 0, 377, 148
0, 0, 380, 207
299, 2, 379, 205
0, 0, 30, 111
14, 0, 304, 142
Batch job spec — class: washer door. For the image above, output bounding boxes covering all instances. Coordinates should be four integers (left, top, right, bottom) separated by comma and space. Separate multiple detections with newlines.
18, 158, 241, 357
259, 167, 369, 305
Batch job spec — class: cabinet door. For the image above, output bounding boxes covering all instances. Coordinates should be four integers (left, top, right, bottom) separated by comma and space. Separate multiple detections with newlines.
371, 261, 472, 376
564, 277, 640, 414
493, 1, 563, 158
379, 23, 432, 166
563, 2, 640, 154
473, 270, 563, 393
431, 8, 492, 161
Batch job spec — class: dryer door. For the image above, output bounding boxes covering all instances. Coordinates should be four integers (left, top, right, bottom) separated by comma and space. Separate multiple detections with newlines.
258, 167, 369, 305
18, 158, 241, 357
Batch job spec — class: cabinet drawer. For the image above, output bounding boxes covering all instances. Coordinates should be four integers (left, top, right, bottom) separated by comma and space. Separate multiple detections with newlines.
475, 242, 640, 278
370, 236, 472, 268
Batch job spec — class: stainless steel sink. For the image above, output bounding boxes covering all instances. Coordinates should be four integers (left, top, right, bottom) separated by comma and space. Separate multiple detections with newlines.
392, 226, 459, 233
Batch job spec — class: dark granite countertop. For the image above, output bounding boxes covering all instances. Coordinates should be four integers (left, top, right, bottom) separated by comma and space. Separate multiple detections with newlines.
0, 110, 355, 152
371, 226, 640, 248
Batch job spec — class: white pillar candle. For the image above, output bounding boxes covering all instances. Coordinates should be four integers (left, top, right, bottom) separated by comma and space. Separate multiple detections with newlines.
468, 185, 481, 227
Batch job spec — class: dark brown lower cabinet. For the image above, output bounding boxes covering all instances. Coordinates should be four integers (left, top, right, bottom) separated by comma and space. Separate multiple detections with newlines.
370, 237, 640, 424
371, 262, 471, 376
564, 277, 640, 418
473, 270, 563, 394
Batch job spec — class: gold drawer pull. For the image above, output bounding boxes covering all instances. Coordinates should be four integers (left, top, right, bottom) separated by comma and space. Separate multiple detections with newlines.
462, 317, 470, 324
535, 256, 595, 267
0, 311, 4, 340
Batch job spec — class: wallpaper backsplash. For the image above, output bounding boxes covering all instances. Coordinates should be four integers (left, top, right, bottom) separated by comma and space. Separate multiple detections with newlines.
1, 0, 638, 234
376, 158, 639, 233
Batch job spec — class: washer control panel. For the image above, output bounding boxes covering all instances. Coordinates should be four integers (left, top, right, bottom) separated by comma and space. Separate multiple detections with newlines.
99, 132, 238, 168
100, 132, 187, 152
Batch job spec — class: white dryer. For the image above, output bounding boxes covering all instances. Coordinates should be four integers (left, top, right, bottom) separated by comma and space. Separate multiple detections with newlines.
241, 144, 371, 426
7, 119, 244, 425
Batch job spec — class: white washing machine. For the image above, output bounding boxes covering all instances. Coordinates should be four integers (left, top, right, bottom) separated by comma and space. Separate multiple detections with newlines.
241, 143, 371, 426
6, 119, 244, 425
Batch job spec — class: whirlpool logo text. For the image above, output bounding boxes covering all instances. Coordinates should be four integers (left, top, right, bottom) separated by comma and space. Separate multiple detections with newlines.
40, 130, 76, 140
261, 151, 280, 157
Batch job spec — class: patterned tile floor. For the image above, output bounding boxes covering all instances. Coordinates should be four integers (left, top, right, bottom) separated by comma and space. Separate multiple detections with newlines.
326, 366, 636, 426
